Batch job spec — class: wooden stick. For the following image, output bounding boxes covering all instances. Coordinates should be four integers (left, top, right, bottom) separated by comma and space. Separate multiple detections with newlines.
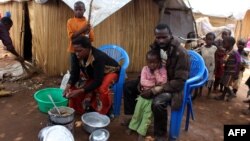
88, 0, 94, 25
159, 0, 169, 23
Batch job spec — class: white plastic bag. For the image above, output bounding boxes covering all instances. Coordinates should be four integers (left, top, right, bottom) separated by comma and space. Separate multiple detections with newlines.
60, 70, 70, 90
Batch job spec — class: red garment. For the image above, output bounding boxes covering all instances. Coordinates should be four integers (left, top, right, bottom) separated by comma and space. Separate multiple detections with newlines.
214, 48, 226, 78
69, 73, 118, 115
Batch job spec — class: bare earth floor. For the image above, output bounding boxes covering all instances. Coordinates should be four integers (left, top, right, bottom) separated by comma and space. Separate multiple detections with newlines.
0, 70, 249, 141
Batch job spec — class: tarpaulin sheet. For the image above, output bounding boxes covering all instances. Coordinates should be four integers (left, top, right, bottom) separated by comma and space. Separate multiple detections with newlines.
62, 0, 131, 27
184, 0, 250, 20
195, 17, 235, 39
0, 0, 29, 3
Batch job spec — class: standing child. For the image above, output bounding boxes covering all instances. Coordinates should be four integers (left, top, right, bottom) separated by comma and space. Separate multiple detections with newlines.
215, 36, 241, 101
213, 29, 231, 93
184, 32, 198, 50
214, 29, 232, 48
232, 39, 248, 95
214, 45, 226, 92
199, 32, 217, 96
128, 50, 167, 141
67, 1, 94, 69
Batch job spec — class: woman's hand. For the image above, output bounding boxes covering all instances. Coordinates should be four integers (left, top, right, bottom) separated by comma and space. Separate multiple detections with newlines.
63, 84, 71, 98
65, 89, 84, 98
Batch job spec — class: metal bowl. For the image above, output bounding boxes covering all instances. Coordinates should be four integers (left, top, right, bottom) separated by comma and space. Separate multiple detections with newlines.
89, 129, 110, 141
81, 112, 110, 133
48, 106, 75, 124
38, 125, 74, 141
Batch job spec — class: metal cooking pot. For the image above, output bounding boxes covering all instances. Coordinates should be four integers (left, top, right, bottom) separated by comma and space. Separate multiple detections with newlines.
48, 106, 75, 124
89, 129, 109, 141
81, 112, 110, 133
38, 125, 74, 141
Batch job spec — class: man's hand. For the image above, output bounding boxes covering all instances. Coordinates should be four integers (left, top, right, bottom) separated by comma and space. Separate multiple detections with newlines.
140, 89, 153, 99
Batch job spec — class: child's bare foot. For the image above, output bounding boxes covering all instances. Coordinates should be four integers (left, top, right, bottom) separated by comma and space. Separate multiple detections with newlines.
138, 134, 145, 141
126, 129, 132, 135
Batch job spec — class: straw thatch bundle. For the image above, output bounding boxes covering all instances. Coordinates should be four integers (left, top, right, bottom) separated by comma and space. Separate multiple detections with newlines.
93, 0, 159, 72
28, 0, 72, 75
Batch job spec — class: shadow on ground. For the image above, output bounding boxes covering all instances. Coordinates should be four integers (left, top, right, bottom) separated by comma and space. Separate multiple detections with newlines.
0, 71, 249, 141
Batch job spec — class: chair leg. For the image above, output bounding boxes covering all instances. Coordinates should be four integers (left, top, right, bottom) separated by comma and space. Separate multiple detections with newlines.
170, 111, 182, 140
189, 97, 195, 120
185, 99, 195, 131
185, 104, 191, 131
169, 103, 187, 139
113, 84, 122, 116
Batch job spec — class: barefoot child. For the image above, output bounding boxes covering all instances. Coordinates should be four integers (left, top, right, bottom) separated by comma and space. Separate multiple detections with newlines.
213, 29, 231, 92
216, 36, 241, 101
199, 32, 217, 96
232, 39, 248, 95
128, 50, 167, 141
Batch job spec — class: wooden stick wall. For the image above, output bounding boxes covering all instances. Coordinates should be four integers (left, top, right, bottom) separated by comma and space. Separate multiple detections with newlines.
1, 1, 249, 75
0, 2, 23, 56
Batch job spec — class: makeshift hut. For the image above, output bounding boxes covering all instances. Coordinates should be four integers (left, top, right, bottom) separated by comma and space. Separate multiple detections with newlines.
187, 0, 250, 40
1, 0, 250, 76
1, 0, 160, 75
0, 0, 196, 75
154, 0, 196, 42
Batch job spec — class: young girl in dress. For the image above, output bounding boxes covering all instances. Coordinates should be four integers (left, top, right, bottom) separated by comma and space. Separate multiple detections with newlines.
128, 50, 167, 141
199, 32, 217, 96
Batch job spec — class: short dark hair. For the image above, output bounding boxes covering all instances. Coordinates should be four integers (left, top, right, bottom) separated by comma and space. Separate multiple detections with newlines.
74, 1, 85, 8
224, 36, 235, 47
237, 38, 247, 45
187, 32, 196, 38
146, 49, 161, 61
206, 32, 216, 40
1, 17, 13, 26
155, 23, 172, 35
72, 36, 91, 48
223, 29, 231, 36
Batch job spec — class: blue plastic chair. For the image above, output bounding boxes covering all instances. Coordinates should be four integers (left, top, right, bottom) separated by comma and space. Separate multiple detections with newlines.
185, 68, 208, 131
169, 50, 208, 140
98, 44, 130, 116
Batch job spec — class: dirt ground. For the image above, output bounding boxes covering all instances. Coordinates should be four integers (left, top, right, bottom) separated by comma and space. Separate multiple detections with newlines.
0, 70, 250, 141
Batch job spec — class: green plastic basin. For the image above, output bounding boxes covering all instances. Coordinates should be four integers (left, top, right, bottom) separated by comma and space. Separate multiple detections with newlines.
34, 88, 68, 113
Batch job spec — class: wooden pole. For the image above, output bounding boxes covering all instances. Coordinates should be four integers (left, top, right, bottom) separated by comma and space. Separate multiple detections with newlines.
88, 0, 94, 25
